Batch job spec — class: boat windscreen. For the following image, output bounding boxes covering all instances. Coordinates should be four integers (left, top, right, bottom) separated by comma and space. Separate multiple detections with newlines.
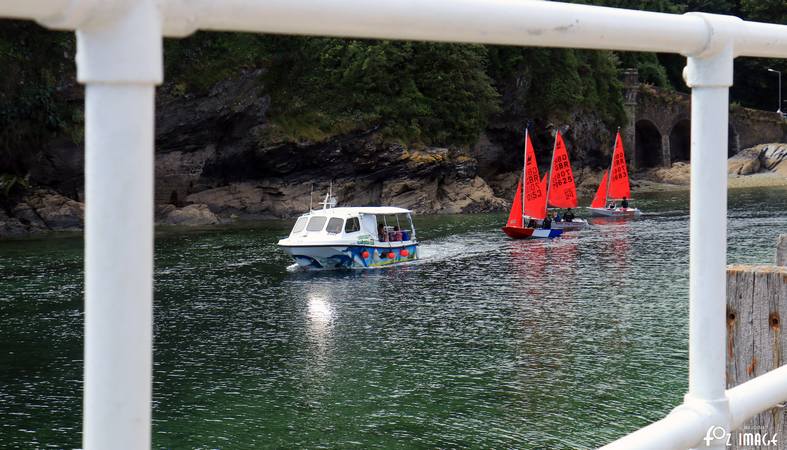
344, 217, 360, 233
291, 216, 308, 234
326, 217, 344, 234
306, 216, 327, 232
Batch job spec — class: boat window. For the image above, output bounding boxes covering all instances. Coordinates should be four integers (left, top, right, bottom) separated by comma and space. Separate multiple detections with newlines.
326, 217, 344, 234
380, 214, 411, 242
306, 216, 327, 232
291, 216, 308, 234
344, 217, 360, 233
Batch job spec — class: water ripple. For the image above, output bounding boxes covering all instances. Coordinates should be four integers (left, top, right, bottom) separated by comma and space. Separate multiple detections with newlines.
0, 187, 784, 448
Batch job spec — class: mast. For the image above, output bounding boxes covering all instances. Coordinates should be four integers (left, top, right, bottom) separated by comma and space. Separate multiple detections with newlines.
521, 128, 528, 227
605, 129, 618, 205
545, 130, 558, 212
319, 181, 337, 210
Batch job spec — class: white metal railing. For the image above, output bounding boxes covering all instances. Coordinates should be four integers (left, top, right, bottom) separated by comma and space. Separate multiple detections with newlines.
2, 0, 787, 448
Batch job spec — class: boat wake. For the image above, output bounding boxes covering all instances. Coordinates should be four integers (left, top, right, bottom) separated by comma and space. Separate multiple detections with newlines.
410, 232, 511, 265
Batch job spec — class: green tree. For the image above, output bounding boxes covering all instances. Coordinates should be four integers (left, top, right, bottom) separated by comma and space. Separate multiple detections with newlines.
731, 1, 787, 110
740, 0, 787, 23
264, 39, 499, 145
164, 32, 272, 94
487, 47, 625, 127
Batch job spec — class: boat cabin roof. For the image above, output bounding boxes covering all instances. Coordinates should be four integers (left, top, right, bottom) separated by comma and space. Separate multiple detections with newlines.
303, 206, 412, 217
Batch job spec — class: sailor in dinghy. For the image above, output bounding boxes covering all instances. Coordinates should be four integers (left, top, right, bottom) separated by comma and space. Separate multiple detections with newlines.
278, 188, 419, 269
544, 130, 589, 231
587, 130, 642, 218
501, 129, 563, 239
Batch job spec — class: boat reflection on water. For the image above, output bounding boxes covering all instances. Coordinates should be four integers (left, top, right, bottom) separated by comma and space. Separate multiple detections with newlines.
591, 219, 632, 268
508, 239, 580, 294
589, 216, 637, 227
509, 241, 546, 296
546, 240, 579, 279
507, 239, 581, 378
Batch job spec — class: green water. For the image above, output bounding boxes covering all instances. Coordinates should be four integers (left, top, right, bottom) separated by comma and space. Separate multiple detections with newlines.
1, 187, 785, 449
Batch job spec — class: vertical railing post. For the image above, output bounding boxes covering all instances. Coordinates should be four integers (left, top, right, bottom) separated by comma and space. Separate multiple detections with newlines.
683, 12, 737, 449
67, 1, 163, 448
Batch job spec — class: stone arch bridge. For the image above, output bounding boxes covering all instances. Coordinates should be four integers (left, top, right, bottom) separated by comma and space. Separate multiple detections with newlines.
621, 69, 787, 170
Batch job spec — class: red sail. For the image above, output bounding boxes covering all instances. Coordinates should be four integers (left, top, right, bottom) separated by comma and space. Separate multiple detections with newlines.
608, 131, 631, 199
547, 131, 578, 208
532, 174, 548, 219
523, 135, 547, 220
590, 170, 609, 208
506, 179, 523, 227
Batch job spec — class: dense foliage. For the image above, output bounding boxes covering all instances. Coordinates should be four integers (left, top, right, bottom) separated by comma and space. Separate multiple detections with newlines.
0, 0, 785, 177
486, 47, 625, 127
0, 22, 80, 178
166, 35, 628, 145
260, 39, 500, 144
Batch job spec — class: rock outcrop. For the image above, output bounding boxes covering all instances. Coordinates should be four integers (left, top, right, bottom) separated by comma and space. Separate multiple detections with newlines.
728, 143, 787, 176
761, 143, 787, 177
631, 143, 787, 192
185, 183, 270, 217
0, 209, 28, 236
183, 173, 506, 218
640, 161, 691, 185
729, 147, 763, 175
22, 190, 84, 229
0, 189, 84, 235
157, 204, 220, 226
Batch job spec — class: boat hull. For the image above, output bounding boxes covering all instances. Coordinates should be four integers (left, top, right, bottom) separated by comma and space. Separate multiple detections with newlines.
552, 219, 590, 231
587, 207, 641, 218
501, 226, 563, 239
279, 243, 418, 269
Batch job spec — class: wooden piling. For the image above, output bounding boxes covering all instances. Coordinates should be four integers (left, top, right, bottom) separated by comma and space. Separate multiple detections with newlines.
778, 234, 786, 267
726, 263, 787, 449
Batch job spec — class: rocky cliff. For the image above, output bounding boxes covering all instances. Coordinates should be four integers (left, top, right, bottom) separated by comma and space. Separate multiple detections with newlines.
2, 68, 625, 236
19, 68, 786, 236
152, 70, 510, 220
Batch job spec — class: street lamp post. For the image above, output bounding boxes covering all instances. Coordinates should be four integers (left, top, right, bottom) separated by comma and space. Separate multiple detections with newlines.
767, 68, 782, 115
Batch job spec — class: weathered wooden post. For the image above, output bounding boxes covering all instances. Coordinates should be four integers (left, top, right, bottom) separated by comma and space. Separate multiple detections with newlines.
777, 234, 786, 267
726, 239, 787, 448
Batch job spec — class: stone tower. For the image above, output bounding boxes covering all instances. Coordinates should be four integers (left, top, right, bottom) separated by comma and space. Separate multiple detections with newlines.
622, 68, 639, 170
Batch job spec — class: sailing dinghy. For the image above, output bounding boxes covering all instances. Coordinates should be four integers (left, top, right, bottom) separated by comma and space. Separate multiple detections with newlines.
546, 131, 589, 231
587, 131, 642, 218
501, 130, 563, 239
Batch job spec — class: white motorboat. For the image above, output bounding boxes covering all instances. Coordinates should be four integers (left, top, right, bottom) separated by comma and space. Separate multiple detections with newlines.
278, 192, 418, 269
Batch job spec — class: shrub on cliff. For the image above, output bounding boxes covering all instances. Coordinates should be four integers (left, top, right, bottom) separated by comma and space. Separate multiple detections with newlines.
263, 38, 500, 146
486, 47, 626, 128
